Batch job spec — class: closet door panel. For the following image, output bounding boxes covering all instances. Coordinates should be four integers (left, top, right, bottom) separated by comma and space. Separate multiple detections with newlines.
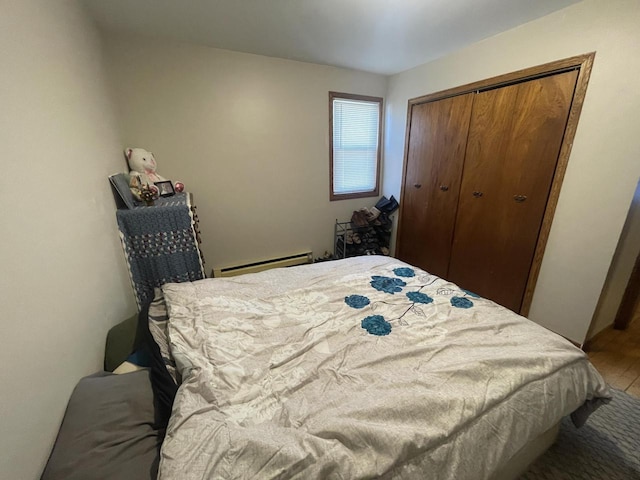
448, 70, 578, 311
397, 94, 473, 278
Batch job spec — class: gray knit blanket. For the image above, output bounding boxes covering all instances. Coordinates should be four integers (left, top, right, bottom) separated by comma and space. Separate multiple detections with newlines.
116, 193, 204, 307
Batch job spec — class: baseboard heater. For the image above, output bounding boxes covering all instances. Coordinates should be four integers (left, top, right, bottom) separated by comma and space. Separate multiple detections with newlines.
212, 252, 313, 278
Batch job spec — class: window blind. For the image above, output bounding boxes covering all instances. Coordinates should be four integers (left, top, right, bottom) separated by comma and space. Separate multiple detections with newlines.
332, 98, 380, 195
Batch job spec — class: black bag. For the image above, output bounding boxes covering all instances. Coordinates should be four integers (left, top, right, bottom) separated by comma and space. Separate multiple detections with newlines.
375, 195, 399, 214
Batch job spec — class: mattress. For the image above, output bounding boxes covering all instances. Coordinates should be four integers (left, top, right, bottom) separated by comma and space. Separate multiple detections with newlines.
157, 256, 610, 479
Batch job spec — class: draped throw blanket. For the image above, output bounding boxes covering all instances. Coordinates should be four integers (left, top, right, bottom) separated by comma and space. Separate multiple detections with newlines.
116, 193, 204, 308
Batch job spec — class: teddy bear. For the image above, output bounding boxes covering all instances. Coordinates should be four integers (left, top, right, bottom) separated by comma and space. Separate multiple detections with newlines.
125, 147, 166, 187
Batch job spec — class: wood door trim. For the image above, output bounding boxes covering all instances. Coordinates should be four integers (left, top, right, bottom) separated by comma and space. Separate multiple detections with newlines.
397, 52, 596, 316
396, 90, 419, 256
407, 53, 594, 107
520, 53, 595, 315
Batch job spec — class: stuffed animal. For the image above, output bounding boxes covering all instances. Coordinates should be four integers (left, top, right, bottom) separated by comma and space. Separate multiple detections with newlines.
125, 147, 166, 187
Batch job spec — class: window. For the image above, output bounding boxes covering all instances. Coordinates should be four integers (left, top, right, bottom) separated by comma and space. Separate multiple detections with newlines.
329, 92, 383, 201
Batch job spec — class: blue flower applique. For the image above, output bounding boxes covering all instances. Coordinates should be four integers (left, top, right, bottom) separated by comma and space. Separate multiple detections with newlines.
345, 294, 370, 309
371, 276, 406, 294
406, 291, 433, 304
451, 296, 474, 309
361, 315, 392, 336
393, 267, 415, 278
462, 289, 480, 298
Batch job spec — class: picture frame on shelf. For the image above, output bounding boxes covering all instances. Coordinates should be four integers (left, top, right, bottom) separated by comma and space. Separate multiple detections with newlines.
108, 173, 136, 209
155, 180, 175, 197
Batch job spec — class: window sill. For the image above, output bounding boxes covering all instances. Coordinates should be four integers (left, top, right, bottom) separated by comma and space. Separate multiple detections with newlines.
330, 189, 379, 202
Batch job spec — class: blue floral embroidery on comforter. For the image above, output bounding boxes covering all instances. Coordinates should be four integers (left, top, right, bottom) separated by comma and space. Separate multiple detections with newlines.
451, 296, 473, 309
344, 266, 478, 336
361, 315, 392, 336
406, 291, 433, 304
370, 276, 406, 294
345, 295, 370, 309
393, 267, 415, 278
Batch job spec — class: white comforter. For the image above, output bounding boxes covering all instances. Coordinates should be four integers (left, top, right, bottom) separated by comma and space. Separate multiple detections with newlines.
159, 256, 609, 480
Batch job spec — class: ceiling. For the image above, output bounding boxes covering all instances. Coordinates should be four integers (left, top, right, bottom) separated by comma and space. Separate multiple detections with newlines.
84, 0, 580, 75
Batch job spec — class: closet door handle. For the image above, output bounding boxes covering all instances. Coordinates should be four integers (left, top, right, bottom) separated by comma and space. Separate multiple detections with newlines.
440, 185, 449, 192
414, 184, 422, 189
514, 195, 527, 203
472, 191, 483, 198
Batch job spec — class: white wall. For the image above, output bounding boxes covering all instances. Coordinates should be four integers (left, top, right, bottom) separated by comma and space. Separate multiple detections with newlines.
383, 0, 640, 344
103, 35, 388, 270
0, 2, 136, 479
589, 180, 640, 337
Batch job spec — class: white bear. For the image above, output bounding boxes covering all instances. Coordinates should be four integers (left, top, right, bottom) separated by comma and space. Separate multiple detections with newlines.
125, 147, 166, 186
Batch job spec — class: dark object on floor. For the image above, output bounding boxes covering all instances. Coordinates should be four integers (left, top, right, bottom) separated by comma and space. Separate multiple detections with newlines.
315, 251, 337, 263
521, 388, 640, 479
137, 301, 178, 427
104, 313, 140, 372
41, 370, 162, 480
375, 195, 399, 214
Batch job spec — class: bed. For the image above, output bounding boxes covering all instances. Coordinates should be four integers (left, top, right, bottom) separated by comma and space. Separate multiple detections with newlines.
152, 255, 609, 479
43, 255, 610, 480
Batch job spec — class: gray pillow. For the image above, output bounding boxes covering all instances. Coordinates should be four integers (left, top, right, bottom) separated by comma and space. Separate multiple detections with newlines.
41, 370, 160, 480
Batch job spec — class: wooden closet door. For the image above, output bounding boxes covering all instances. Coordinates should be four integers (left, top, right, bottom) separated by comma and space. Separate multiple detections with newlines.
447, 70, 578, 312
397, 94, 473, 278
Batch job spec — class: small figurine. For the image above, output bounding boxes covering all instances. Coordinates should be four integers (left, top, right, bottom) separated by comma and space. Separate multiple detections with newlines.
129, 174, 159, 205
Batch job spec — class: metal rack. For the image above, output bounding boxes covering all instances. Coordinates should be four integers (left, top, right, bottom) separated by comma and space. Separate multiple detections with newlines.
334, 215, 393, 259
